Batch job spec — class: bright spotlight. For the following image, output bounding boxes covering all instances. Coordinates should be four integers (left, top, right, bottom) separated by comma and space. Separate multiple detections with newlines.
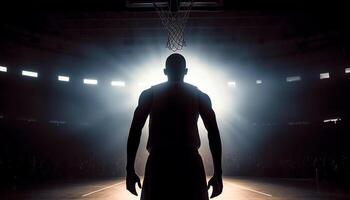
58, 75, 70, 82
320, 72, 330, 79
137, 82, 149, 87
0, 66, 7, 72
256, 80, 262, 84
83, 79, 98, 85
22, 70, 38, 78
286, 76, 301, 82
125, 52, 237, 123
345, 68, 350, 74
111, 81, 125, 87
227, 81, 236, 88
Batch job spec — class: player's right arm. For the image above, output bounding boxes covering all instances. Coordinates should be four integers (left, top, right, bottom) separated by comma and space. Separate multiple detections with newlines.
198, 91, 223, 198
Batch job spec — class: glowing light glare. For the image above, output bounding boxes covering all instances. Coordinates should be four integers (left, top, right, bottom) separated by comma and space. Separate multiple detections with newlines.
0, 66, 7, 72
286, 76, 301, 82
227, 81, 236, 87
137, 82, 150, 87
120, 52, 240, 170
320, 72, 330, 79
58, 75, 70, 82
22, 70, 38, 78
184, 60, 236, 121
256, 80, 262, 84
83, 79, 98, 85
125, 53, 236, 120
346, 68, 350, 74
111, 81, 125, 87
324, 118, 341, 124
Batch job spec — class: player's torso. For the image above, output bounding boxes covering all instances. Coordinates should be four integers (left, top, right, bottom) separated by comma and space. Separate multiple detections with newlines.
147, 82, 201, 151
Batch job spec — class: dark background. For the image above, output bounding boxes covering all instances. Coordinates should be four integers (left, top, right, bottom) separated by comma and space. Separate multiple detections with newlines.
0, 0, 349, 187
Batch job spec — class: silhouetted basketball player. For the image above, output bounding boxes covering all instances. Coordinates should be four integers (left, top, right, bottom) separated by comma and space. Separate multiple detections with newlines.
126, 54, 223, 200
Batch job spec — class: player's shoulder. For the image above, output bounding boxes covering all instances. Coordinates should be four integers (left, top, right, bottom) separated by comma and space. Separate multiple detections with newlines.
183, 82, 211, 103
183, 82, 204, 95
195, 88, 211, 106
151, 82, 167, 89
183, 82, 198, 90
139, 87, 153, 101
149, 82, 167, 94
198, 90, 210, 101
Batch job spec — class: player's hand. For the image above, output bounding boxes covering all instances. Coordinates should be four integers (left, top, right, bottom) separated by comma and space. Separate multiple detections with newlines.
126, 171, 142, 196
207, 174, 223, 198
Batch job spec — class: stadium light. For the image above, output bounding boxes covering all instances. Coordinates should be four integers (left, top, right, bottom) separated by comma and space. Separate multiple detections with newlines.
22, 70, 38, 78
0, 66, 7, 72
49, 120, 67, 126
320, 72, 330, 79
286, 76, 301, 82
345, 68, 350, 74
58, 75, 70, 82
227, 81, 236, 87
256, 80, 262, 84
83, 79, 98, 85
323, 118, 341, 124
111, 81, 125, 87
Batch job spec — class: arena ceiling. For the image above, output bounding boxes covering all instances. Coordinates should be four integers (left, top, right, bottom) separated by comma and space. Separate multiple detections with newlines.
0, 0, 349, 77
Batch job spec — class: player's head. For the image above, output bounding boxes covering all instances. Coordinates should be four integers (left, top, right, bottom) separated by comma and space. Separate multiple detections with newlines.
164, 53, 188, 81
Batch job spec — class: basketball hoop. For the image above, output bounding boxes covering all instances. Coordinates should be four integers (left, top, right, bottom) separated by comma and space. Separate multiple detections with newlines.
153, 0, 193, 52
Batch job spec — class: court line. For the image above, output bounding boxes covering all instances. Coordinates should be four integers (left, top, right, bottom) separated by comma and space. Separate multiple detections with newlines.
82, 181, 126, 197
225, 181, 273, 197
81, 179, 272, 198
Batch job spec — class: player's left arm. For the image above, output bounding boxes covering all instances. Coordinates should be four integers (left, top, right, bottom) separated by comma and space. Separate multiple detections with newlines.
126, 89, 152, 196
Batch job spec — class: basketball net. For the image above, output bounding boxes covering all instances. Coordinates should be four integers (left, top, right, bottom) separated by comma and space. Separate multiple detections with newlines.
154, 0, 193, 52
